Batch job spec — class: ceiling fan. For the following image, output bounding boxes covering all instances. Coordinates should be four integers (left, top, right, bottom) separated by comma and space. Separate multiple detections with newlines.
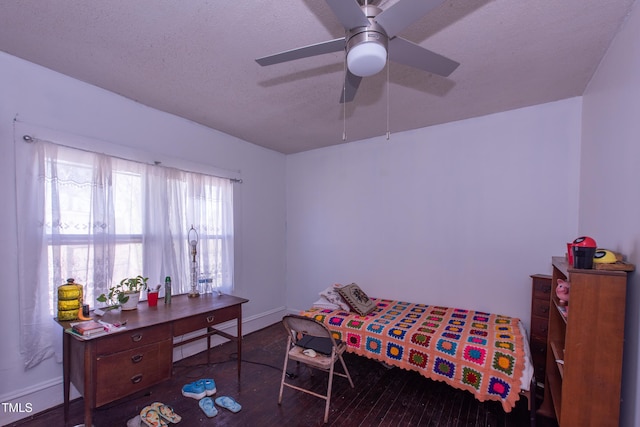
255, 0, 459, 103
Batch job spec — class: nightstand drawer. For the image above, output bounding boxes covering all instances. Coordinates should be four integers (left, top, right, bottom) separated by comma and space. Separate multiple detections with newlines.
530, 338, 547, 362
532, 279, 552, 298
95, 339, 172, 406
530, 315, 549, 339
530, 338, 547, 382
531, 298, 550, 318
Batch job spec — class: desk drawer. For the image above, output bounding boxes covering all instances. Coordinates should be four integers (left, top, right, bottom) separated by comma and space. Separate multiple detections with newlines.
95, 339, 172, 406
173, 305, 240, 336
96, 323, 171, 355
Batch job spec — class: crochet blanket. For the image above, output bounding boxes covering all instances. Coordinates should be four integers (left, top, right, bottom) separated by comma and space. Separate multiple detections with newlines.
301, 298, 526, 412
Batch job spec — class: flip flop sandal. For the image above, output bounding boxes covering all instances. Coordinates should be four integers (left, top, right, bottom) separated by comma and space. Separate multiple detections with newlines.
214, 396, 242, 413
150, 402, 182, 423
198, 397, 218, 418
140, 406, 168, 427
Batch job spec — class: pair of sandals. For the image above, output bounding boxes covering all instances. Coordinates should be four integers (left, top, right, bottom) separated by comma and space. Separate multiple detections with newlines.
139, 402, 182, 427
199, 395, 242, 418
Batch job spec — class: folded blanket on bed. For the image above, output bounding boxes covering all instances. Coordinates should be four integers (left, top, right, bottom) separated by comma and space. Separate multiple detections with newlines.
301, 298, 525, 412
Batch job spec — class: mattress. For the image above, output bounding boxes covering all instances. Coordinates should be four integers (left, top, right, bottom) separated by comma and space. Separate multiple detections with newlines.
302, 298, 534, 412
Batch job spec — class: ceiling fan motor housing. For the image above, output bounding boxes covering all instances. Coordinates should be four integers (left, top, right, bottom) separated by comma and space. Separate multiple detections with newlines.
346, 5, 388, 77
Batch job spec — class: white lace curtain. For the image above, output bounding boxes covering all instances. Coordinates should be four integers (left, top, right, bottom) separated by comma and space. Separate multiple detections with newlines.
14, 138, 234, 369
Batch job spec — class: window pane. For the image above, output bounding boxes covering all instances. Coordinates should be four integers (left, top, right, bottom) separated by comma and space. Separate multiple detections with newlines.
113, 167, 142, 235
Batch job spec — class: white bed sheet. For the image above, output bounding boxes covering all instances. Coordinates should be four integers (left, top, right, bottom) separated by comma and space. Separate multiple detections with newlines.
518, 320, 535, 391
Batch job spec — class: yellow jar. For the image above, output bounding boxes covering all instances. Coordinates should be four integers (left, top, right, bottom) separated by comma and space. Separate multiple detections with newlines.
57, 278, 83, 321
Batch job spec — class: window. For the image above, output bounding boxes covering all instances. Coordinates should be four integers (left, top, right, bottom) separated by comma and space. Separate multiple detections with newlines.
15, 137, 235, 368
45, 156, 145, 310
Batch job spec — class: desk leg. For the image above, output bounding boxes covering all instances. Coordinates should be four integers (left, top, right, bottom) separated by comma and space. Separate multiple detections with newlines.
83, 342, 95, 427
62, 332, 70, 423
237, 314, 242, 379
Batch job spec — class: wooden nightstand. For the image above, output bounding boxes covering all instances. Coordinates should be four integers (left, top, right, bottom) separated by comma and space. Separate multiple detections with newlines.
530, 273, 552, 399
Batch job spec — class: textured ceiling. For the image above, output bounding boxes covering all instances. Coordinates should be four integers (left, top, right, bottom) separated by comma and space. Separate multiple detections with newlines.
0, 0, 635, 154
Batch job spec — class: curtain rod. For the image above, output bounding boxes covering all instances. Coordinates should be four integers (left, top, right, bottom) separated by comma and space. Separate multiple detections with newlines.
16, 120, 243, 184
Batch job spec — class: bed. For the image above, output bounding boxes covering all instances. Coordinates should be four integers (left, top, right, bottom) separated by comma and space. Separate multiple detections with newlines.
300, 285, 535, 415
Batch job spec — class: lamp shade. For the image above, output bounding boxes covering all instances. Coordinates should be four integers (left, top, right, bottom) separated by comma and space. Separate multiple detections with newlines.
347, 42, 387, 77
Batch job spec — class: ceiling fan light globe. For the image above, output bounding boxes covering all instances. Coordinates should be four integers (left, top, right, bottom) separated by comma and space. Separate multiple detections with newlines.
347, 42, 387, 77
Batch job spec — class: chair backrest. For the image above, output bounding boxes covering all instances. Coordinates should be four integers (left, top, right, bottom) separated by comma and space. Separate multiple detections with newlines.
282, 314, 339, 349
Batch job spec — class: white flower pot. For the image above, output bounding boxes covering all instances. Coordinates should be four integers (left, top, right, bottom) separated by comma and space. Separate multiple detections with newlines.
121, 291, 141, 310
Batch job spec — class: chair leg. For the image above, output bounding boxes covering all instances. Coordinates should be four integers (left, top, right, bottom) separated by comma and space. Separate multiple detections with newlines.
278, 337, 292, 405
324, 358, 335, 423
338, 353, 354, 388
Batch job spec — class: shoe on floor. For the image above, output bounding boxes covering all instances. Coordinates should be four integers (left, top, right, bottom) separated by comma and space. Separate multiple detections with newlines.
196, 378, 217, 396
215, 396, 242, 413
199, 397, 218, 418
150, 401, 182, 423
140, 406, 168, 427
181, 381, 206, 400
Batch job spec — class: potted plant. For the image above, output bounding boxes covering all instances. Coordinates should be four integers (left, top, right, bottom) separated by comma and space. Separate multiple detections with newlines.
97, 275, 149, 311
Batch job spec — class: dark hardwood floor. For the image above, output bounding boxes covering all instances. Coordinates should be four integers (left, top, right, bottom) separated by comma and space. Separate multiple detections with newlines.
9, 323, 559, 427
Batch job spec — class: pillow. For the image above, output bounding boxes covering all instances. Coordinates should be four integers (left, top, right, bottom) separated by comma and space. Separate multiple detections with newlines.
311, 297, 342, 310
337, 283, 376, 316
319, 284, 351, 311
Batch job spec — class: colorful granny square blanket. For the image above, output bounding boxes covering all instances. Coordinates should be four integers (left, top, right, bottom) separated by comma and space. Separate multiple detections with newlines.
302, 298, 525, 411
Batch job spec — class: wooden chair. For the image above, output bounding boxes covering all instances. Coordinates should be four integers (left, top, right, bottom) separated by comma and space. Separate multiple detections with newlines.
278, 314, 354, 423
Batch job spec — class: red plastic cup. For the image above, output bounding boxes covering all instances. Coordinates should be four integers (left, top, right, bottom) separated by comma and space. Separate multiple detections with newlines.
147, 291, 159, 307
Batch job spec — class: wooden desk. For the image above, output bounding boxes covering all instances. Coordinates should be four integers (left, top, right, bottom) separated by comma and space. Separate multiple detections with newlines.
56, 293, 248, 427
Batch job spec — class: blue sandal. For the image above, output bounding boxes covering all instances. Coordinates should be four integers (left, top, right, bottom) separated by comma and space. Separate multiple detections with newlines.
215, 396, 242, 413
199, 397, 218, 418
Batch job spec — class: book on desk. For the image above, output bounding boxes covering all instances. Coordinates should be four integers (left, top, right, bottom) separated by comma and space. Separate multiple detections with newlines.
67, 320, 125, 339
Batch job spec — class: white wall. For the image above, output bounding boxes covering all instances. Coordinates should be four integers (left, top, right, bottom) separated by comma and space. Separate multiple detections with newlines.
286, 97, 582, 329
0, 52, 287, 423
580, 1, 640, 426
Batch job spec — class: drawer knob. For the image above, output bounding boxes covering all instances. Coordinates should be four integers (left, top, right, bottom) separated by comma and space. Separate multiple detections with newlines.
207, 315, 215, 323
131, 374, 143, 384
542, 307, 549, 313
131, 333, 143, 342
131, 354, 144, 363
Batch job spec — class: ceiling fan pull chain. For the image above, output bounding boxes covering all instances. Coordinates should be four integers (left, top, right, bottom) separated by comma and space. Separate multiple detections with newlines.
386, 53, 390, 140
343, 57, 347, 141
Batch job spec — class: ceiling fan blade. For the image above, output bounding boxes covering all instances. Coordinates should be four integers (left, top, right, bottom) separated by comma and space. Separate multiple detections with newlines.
339, 70, 362, 103
326, 0, 370, 30
375, 0, 446, 38
389, 37, 459, 77
256, 38, 345, 66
